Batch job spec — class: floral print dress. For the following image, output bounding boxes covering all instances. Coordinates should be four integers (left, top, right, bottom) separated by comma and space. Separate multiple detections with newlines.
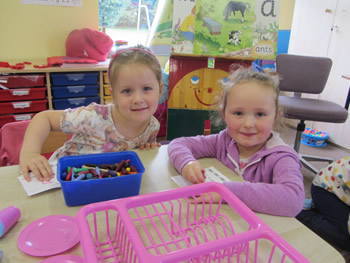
49, 103, 159, 162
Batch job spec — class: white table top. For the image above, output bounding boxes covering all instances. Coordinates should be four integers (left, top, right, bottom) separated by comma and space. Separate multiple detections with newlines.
0, 146, 345, 262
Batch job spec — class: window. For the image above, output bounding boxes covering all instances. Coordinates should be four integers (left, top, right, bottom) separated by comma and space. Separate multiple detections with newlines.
98, 0, 160, 47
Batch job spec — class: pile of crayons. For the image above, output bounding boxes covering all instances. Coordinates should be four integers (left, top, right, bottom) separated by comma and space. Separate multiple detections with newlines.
62, 160, 139, 181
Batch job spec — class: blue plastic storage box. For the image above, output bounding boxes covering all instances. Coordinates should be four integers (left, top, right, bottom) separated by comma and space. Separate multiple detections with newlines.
302, 128, 328, 147
53, 96, 99, 110
51, 85, 99, 98
57, 151, 145, 206
51, 72, 99, 86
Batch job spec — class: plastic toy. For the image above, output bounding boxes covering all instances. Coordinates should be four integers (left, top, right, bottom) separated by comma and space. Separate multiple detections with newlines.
76, 182, 309, 262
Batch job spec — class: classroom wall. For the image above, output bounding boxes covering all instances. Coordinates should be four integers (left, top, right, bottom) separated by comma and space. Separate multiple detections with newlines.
0, 0, 98, 61
279, 0, 295, 30
0, 0, 294, 61
278, 0, 295, 54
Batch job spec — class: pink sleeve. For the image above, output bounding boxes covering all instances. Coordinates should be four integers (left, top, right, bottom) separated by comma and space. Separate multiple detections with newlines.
168, 134, 220, 173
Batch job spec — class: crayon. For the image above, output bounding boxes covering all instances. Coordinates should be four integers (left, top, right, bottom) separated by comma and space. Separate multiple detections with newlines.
116, 160, 125, 172
65, 167, 73, 181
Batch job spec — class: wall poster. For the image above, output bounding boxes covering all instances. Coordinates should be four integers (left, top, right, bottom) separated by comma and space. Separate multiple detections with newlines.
172, 0, 279, 59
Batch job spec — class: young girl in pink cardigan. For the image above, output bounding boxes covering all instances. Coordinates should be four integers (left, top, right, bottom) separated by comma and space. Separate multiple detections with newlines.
168, 67, 304, 217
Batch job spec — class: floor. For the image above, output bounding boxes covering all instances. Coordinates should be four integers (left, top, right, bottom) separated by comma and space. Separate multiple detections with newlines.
280, 125, 350, 198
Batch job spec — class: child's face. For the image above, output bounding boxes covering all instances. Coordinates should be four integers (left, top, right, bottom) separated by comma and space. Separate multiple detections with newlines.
110, 63, 162, 125
223, 81, 277, 155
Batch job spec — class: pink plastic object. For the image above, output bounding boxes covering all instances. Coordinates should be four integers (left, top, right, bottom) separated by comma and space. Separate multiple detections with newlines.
17, 215, 79, 256
76, 182, 309, 263
39, 254, 84, 263
0, 206, 21, 238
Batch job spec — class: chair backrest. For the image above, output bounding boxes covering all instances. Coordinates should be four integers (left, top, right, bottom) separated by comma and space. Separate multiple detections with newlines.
0, 120, 69, 166
0, 120, 31, 166
276, 54, 332, 94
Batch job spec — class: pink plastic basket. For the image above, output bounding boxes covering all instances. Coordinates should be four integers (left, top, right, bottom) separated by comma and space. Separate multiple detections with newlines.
76, 182, 309, 263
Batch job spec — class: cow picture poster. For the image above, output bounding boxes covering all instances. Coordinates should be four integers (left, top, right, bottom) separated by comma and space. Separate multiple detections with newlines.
171, 0, 279, 59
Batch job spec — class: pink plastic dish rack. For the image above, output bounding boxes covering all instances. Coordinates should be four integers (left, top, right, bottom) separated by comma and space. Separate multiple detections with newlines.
76, 182, 309, 263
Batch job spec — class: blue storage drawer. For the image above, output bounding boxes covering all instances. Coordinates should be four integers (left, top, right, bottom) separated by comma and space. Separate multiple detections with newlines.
53, 96, 99, 110
52, 85, 99, 98
51, 72, 99, 86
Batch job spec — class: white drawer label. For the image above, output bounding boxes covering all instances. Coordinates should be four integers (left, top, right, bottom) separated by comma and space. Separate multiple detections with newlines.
14, 114, 32, 121
12, 102, 30, 108
12, 90, 30, 96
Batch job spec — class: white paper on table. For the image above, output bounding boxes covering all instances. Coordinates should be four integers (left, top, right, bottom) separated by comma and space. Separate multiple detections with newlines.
17, 161, 61, 196
171, 166, 231, 188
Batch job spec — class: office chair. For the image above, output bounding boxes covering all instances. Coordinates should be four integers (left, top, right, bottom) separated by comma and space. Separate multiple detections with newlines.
276, 54, 348, 174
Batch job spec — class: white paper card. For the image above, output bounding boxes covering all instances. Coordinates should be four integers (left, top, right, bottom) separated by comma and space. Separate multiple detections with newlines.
17, 161, 61, 196
171, 166, 231, 188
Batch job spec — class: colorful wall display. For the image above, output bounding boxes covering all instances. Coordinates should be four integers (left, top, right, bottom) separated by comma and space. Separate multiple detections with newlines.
171, 0, 196, 54
148, 0, 173, 55
148, 0, 280, 139
172, 0, 280, 59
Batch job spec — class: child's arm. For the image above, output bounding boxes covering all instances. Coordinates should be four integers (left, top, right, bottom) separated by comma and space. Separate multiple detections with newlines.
168, 133, 220, 183
20, 110, 64, 182
223, 155, 305, 217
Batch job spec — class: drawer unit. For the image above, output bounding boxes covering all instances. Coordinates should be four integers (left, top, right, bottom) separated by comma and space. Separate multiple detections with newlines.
103, 84, 111, 96
0, 113, 36, 127
103, 72, 111, 105
51, 85, 99, 98
0, 87, 46, 102
0, 100, 48, 115
53, 96, 99, 110
51, 72, 99, 86
104, 96, 113, 104
0, 73, 47, 126
51, 72, 100, 110
0, 74, 45, 88
103, 72, 109, 84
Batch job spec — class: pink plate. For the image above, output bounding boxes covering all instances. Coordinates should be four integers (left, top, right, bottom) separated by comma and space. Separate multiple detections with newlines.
18, 215, 79, 257
40, 254, 84, 263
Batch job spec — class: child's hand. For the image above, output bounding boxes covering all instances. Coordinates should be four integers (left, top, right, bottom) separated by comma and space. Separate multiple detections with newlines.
191, 192, 222, 204
139, 142, 161, 150
182, 161, 206, 184
20, 152, 54, 182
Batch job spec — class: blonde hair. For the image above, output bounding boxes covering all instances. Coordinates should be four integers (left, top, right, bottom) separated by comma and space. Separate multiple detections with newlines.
108, 45, 162, 89
212, 65, 281, 129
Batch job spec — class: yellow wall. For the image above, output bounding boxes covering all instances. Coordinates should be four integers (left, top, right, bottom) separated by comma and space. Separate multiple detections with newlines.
279, 0, 295, 30
0, 0, 98, 61
0, 0, 293, 61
